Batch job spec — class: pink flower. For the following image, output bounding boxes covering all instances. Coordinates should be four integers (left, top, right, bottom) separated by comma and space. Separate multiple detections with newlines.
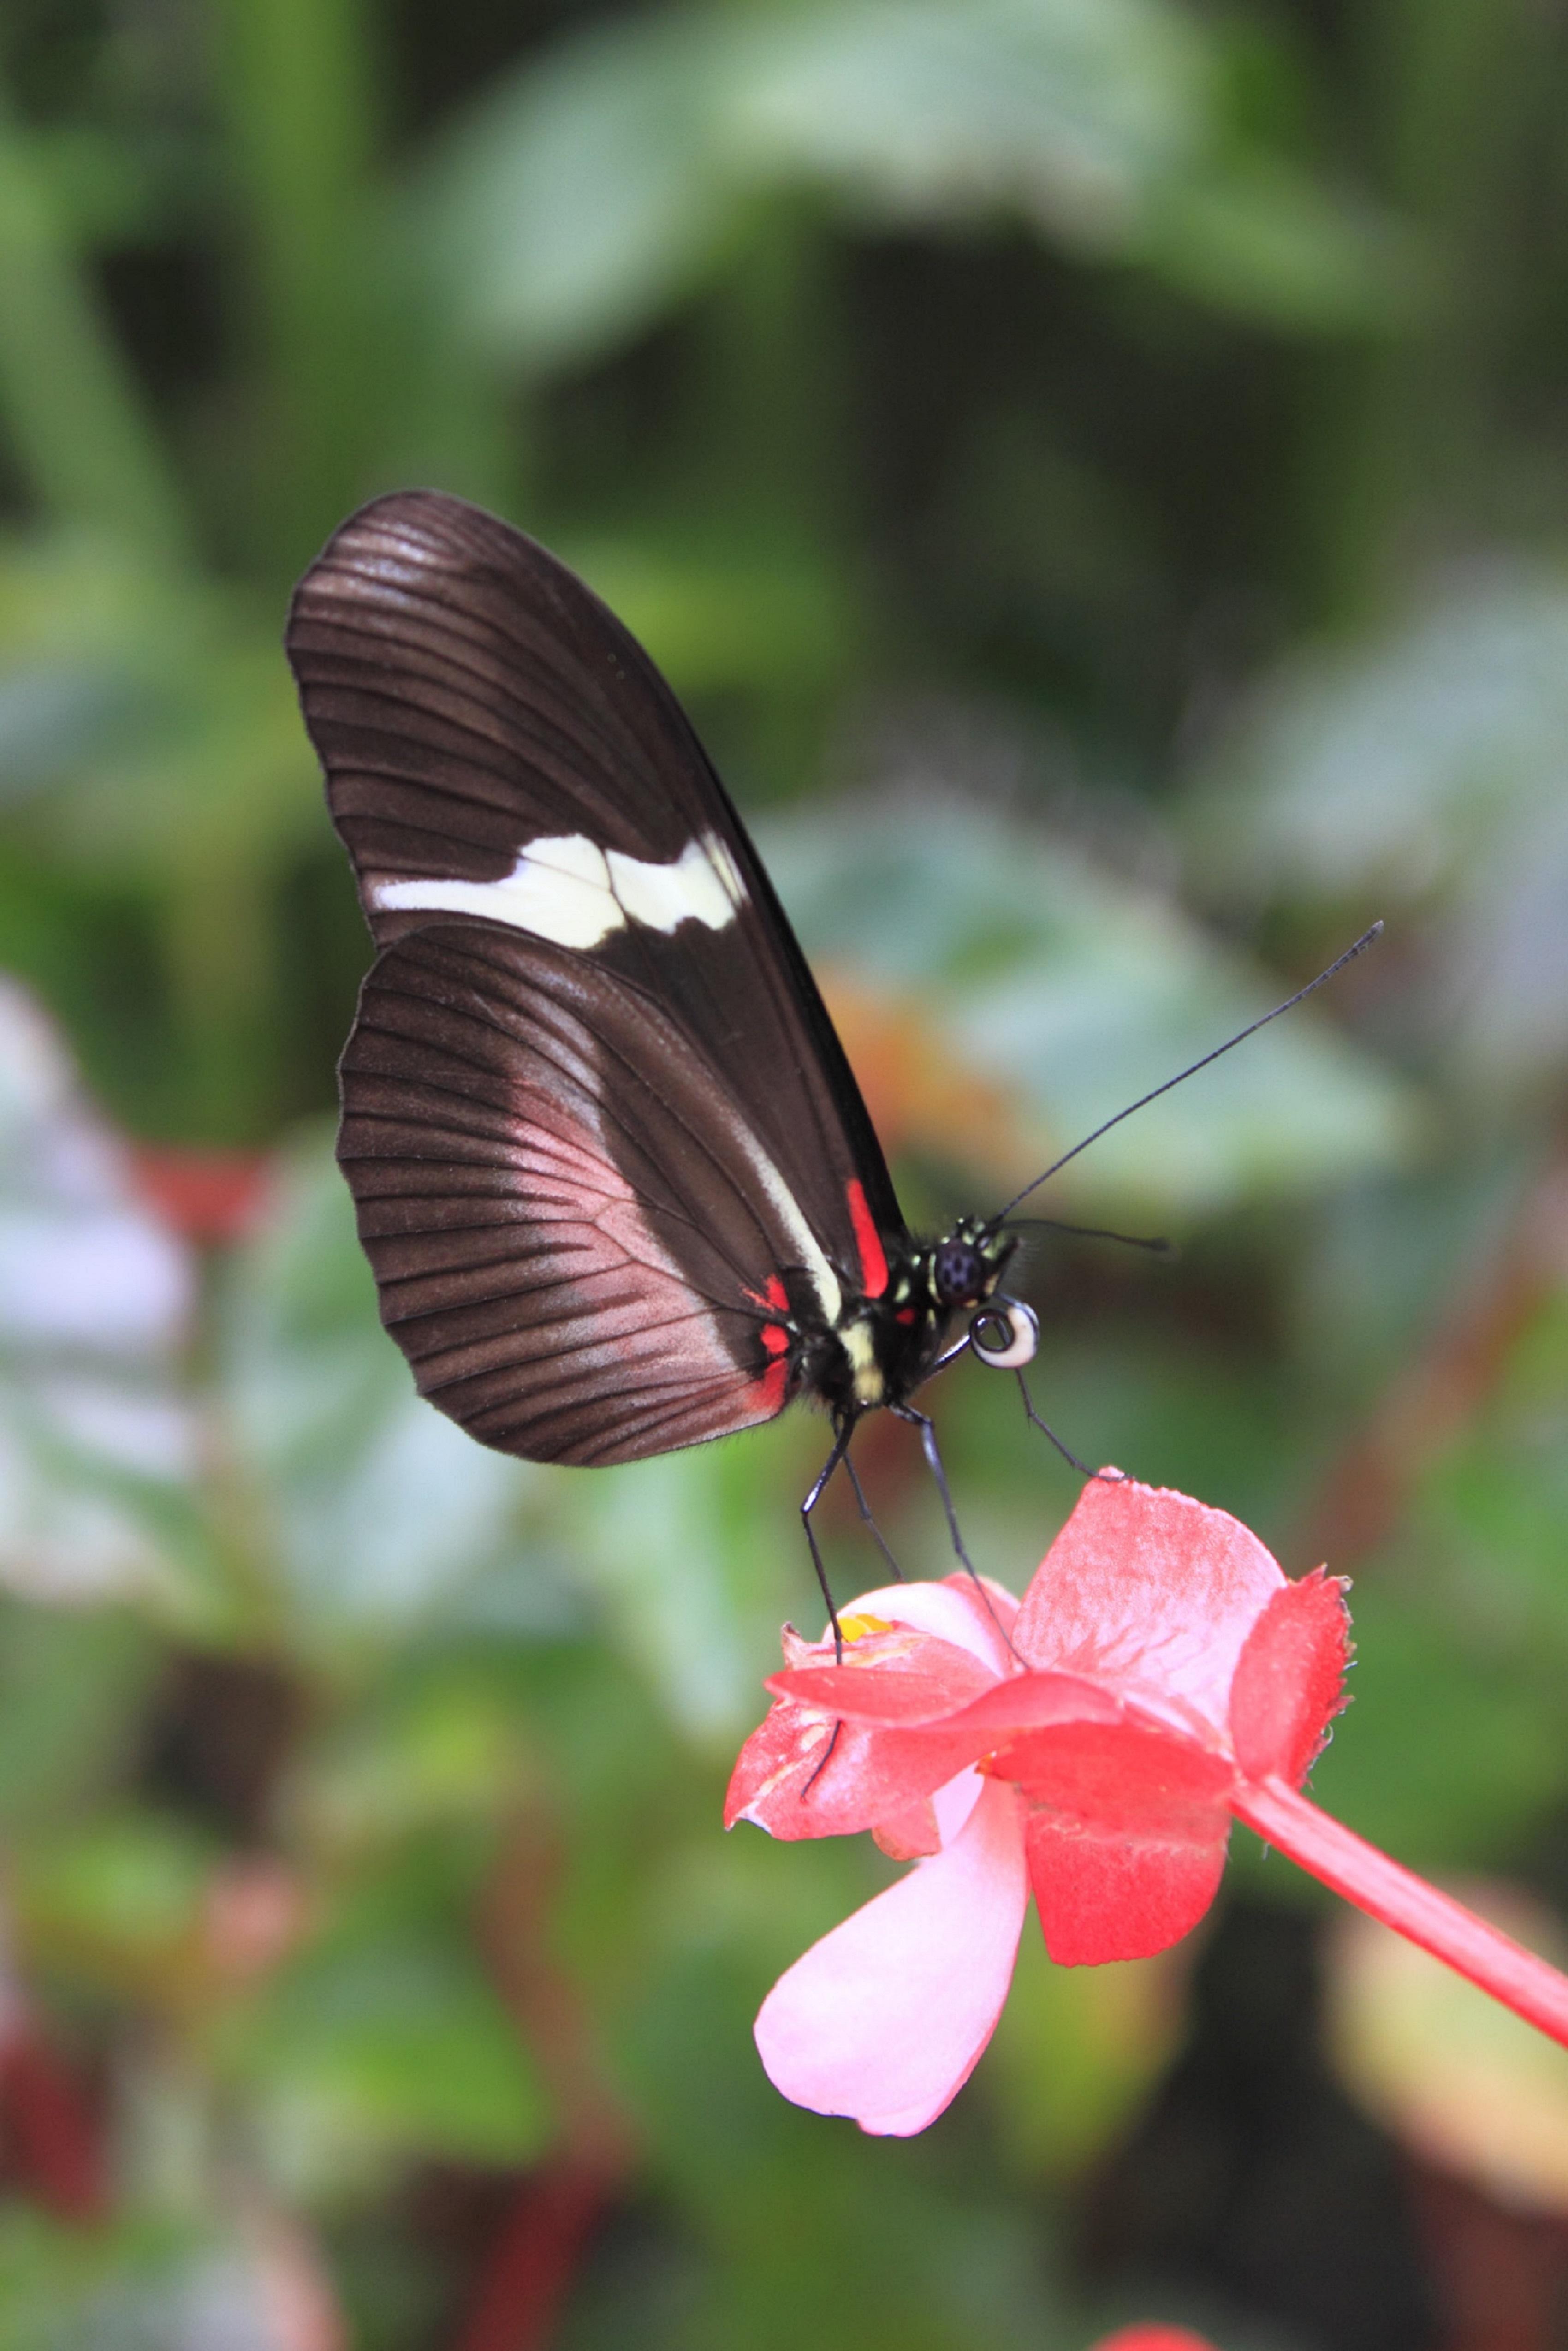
1089, 2332, 1220, 2351
727, 1476, 1568, 2136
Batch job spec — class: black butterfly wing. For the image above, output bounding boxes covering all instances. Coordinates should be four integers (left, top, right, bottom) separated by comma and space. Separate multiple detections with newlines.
341, 922, 816, 1463
287, 491, 904, 1462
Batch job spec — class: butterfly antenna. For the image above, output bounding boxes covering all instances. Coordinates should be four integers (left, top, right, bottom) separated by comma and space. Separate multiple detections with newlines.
1008, 1216, 1175, 1255
987, 922, 1384, 1229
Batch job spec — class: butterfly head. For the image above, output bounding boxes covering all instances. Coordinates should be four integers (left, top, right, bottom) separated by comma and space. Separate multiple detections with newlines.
928, 1217, 1014, 1312
925, 1220, 1037, 1375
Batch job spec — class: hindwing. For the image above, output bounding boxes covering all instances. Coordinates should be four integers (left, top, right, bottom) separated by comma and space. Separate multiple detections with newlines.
338, 919, 854, 1463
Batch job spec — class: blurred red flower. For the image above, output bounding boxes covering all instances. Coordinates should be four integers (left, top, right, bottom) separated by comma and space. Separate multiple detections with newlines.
1089, 2331, 1219, 2351
728, 1476, 1568, 2135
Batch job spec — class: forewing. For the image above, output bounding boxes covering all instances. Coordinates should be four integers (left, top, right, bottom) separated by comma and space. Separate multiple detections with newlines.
287, 490, 903, 1274
339, 921, 822, 1464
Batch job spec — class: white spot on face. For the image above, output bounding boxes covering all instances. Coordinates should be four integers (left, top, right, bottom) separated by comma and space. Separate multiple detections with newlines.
370, 831, 744, 951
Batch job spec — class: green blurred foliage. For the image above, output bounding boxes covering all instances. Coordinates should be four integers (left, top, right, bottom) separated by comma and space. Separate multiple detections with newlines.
0, 0, 1567, 2343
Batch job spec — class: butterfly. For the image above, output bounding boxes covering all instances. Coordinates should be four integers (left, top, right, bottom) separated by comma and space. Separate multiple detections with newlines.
285, 490, 1055, 1600
286, 491, 1376, 1607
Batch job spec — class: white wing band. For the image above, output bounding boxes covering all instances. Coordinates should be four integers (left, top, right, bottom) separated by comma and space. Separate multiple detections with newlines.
370, 831, 743, 952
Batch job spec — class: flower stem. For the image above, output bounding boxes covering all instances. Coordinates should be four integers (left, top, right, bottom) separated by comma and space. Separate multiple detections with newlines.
1233, 1776, 1568, 2047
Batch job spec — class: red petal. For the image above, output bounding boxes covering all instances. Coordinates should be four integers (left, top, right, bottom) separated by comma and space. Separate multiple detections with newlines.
725, 1702, 986, 1840
736, 1669, 1127, 1841
768, 1632, 1002, 1724
1009, 1720, 1234, 1965
1229, 1568, 1351, 1785
770, 1657, 1111, 1735
729, 1584, 1018, 1841
939, 1670, 1123, 1742
1026, 1809, 1229, 1966
996, 1720, 1235, 1823
873, 1796, 942, 1860
1014, 1476, 1285, 1734
1091, 2330, 1222, 2351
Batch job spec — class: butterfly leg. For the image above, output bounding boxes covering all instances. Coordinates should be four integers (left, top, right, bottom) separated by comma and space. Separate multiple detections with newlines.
796, 1419, 866, 1801
800, 1417, 856, 1659
892, 1403, 1021, 1658
840, 1449, 903, 1582
1014, 1368, 1124, 1482
891, 1402, 983, 1585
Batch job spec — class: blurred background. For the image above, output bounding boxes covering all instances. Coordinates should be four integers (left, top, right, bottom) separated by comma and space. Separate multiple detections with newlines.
3, 0, 1568, 2344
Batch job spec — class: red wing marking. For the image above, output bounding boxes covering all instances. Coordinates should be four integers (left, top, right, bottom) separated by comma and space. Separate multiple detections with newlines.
896, 1307, 916, 1326
745, 1273, 790, 1313
760, 1323, 789, 1357
846, 1178, 889, 1299
749, 1357, 790, 1414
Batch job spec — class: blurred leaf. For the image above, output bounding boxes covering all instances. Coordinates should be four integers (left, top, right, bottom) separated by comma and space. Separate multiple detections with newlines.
410, 0, 1402, 372
218, 1133, 555, 1645
983, 1931, 1185, 2182
240, 1928, 550, 2191
560, 530, 855, 702
0, 534, 315, 883
1307, 1276, 1568, 1864
568, 1418, 808, 1745
764, 797, 1421, 1216
301, 1667, 537, 1852
0, 94, 190, 563
1185, 563, 1568, 1090
730, 0, 1206, 244
1289, 1148, 1531, 1401
1395, 1284, 1568, 1654
16, 1810, 214, 1997
0, 1597, 154, 1831
17, 125, 189, 247
1308, 1579, 1566, 1869
1145, 153, 1421, 330
1327, 1888, 1568, 2211
1188, 564, 1568, 899
0, 2208, 214, 2351
409, 11, 736, 371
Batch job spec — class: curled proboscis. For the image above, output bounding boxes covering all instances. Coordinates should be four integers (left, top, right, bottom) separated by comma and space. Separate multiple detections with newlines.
969, 1297, 1039, 1370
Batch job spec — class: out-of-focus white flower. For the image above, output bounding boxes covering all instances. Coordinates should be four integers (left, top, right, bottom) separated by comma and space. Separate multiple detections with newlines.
0, 977, 197, 1601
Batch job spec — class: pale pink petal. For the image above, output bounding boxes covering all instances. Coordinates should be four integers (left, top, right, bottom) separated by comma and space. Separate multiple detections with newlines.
822, 1575, 1017, 1673
1015, 1477, 1285, 1734
931, 1766, 983, 1847
754, 1777, 1027, 2136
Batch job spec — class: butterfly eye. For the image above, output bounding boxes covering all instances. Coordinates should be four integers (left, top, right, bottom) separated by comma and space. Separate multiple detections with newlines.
968, 1298, 1039, 1370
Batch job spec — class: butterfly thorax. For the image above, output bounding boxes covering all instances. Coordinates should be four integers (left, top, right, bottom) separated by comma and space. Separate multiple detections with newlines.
794, 1219, 1016, 1422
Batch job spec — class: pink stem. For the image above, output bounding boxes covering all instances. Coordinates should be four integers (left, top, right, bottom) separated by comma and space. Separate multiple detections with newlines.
1233, 1775, 1568, 2047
